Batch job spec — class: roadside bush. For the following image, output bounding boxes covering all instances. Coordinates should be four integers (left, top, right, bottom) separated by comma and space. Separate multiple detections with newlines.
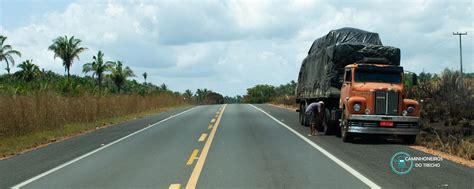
410, 69, 474, 160
271, 95, 298, 109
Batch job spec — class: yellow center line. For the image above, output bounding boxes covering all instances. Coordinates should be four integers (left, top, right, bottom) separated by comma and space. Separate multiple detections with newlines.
186, 149, 199, 166
186, 104, 227, 189
169, 184, 181, 189
207, 124, 213, 129
198, 133, 208, 142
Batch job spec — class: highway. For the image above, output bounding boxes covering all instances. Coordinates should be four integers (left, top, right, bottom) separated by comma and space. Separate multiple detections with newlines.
1, 104, 472, 189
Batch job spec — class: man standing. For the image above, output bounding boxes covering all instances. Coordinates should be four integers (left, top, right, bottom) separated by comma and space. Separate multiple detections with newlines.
305, 101, 325, 136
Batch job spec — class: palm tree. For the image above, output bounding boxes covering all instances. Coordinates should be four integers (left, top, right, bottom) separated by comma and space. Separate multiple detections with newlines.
82, 51, 113, 89
142, 72, 148, 84
160, 83, 168, 91
185, 89, 193, 97
109, 61, 135, 93
16, 59, 40, 82
0, 36, 22, 74
48, 35, 87, 78
195, 88, 210, 104
184, 89, 193, 101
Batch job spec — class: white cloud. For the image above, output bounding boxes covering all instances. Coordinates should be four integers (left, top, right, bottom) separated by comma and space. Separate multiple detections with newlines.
1, 0, 472, 96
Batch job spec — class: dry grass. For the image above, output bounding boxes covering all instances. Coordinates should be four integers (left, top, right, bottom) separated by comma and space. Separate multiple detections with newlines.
409, 145, 474, 168
0, 92, 187, 137
270, 95, 298, 109
0, 105, 189, 159
418, 121, 474, 160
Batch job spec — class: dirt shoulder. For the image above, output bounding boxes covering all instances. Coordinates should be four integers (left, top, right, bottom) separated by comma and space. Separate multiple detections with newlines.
267, 103, 298, 111
409, 145, 473, 168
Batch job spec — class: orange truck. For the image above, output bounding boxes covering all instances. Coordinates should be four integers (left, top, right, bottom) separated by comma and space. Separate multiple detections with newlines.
296, 28, 420, 143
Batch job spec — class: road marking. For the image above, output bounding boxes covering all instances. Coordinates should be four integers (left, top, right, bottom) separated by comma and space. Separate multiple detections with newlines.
169, 183, 181, 189
186, 104, 227, 189
11, 107, 199, 189
207, 124, 213, 129
210, 118, 216, 123
198, 133, 208, 142
186, 149, 200, 165
249, 104, 381, 189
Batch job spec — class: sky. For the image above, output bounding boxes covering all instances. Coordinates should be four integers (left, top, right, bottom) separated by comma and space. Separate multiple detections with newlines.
0, 0, 473, 96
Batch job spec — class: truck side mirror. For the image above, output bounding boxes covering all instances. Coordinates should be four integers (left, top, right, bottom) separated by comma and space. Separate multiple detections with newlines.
412, 74, 418, 86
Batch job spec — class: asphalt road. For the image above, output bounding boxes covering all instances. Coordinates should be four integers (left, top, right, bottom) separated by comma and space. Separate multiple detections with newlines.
1, 104, 472, 189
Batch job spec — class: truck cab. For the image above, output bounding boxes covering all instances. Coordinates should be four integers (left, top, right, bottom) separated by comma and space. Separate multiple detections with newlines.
339, 62, 420, 143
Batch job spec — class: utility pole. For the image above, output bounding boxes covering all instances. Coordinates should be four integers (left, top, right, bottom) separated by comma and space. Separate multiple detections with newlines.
453, 32, 467, 90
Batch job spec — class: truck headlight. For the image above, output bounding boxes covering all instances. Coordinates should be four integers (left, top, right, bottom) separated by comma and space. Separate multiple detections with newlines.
407, 106, 415, 113
353, 103, 361, 112
402, 110, 408, 116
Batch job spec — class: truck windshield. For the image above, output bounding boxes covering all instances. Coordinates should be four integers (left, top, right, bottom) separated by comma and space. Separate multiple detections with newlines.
354, 70, 402, 83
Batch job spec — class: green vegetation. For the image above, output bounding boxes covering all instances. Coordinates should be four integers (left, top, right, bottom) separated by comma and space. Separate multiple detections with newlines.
0, 36, 22, 75
48, 35, 87, 77
410, 69, 473, 160
16, 60, 40, 82
0, 34, 197, 158
142, 72, 148, 83
242, 80, 297, 103
109, 61, 135, 93
82, 50, 114, 90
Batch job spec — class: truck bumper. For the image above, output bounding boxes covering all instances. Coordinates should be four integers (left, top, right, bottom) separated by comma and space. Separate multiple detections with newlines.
347, 115, 419, 135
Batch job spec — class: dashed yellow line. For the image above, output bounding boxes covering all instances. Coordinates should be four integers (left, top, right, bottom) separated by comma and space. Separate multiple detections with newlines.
198, 133, 208, 142
186, 149, 199, 166
186, 104, 227, 189
207, 124, 213, 129
169, 183, 181, 189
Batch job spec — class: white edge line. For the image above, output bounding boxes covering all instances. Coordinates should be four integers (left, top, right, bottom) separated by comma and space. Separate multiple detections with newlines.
249, 104, 381, 189
11, 106, 199, 189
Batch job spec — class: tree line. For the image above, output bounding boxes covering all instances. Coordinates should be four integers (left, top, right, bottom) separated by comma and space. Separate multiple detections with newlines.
0, 35, 227, 101
243, 80, 297, 103
0, 35, 151, 95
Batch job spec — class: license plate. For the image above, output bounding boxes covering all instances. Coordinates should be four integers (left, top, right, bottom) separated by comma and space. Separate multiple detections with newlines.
380, 121, 394, 127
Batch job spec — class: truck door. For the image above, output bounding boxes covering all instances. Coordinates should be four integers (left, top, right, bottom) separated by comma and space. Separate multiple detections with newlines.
340, 68, 352, 110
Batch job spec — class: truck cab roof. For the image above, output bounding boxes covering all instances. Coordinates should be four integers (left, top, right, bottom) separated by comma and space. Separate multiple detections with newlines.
346, 63, 403, 73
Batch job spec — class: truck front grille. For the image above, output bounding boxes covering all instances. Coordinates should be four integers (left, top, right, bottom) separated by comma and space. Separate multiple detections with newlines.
374, 90, 399, 115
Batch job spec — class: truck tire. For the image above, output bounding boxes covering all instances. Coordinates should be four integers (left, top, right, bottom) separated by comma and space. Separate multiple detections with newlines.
302, 101, 310, 127
340, 108, 353, 142
400, 135, 416, 144
321, 108, 333, 135
299, 103, 305, 126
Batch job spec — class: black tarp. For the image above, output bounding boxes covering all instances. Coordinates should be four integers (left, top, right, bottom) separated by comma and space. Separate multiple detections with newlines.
296, 27, 401, 100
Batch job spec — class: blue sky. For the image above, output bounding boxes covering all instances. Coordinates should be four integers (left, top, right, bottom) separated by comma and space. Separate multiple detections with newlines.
1, 0, 473, 96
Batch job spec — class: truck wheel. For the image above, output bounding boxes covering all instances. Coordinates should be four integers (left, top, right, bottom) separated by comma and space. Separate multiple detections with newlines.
299, 103, 305, 126
321, 108, 332, 135
302, 102, 309, 126
341, 108, 353, 142
400, 135, 416, 144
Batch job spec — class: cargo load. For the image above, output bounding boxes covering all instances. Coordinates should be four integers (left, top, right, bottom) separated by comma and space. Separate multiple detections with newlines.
297, 27, 401, 99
